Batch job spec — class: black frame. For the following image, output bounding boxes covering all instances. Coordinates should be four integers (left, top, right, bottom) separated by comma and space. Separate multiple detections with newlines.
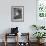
11, 6, 24, 22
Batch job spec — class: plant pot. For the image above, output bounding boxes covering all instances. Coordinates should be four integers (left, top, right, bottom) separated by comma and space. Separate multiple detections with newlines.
37, 39, 45, 44
37, 39, 40, 43
40, 38, 45, 43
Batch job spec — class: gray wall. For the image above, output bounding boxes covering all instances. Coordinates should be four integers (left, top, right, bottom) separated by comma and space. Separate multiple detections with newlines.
0, 0, 36, 34
0, 0, 36, 42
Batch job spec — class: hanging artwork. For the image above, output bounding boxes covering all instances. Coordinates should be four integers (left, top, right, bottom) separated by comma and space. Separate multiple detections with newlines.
37, 0, 46, 18
36, 0, 46, 25
11, 6, 24, 22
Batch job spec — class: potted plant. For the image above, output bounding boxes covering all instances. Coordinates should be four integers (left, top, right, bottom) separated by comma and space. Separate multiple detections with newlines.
33, 32, 46, 43
32, 25, 39, 30
40, 26, 45, 29
32, 24, 45, 30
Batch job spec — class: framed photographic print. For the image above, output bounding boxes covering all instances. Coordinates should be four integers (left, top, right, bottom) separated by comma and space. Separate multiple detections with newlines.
11, 6, 24, 22
37, 0, 46, 18
36, 0, 46, 26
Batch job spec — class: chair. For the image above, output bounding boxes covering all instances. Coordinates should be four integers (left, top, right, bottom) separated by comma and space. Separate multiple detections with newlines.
4, 33, 18, 46
4, 27, 19, 46
18, 33, 30, 46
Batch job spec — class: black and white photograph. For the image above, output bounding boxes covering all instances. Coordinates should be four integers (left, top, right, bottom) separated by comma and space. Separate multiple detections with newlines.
11, 6, 24, 22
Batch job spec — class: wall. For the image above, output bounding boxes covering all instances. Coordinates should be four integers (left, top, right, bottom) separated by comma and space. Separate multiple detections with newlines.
0, 0, 36, 42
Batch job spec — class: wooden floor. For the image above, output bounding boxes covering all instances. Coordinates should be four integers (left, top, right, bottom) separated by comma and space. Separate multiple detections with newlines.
0, 42, 46, 46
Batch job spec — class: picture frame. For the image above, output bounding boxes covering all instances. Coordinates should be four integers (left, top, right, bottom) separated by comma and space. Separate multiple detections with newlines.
36, 0, 46, 25
11, 6, 24, 22
37, 0, 46, 19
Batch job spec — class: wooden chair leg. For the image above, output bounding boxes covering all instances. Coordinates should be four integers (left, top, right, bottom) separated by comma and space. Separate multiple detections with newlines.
4, 41, 7, 46
4, 33, 7, 46
17, 34, 18, 46
15, 33, 18, 46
